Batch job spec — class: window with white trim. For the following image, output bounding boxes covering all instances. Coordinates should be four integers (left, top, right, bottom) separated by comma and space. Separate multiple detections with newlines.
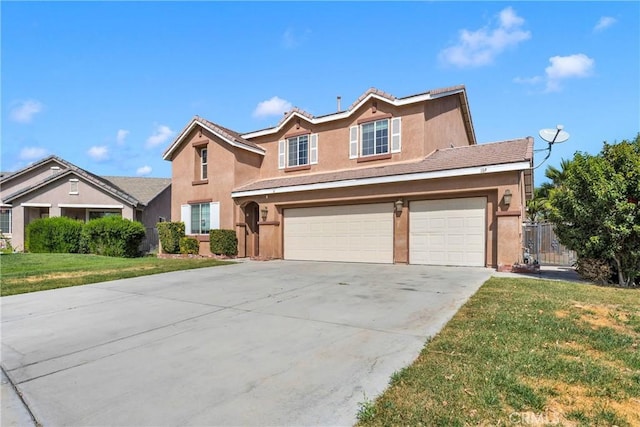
0, 208, 11, 234
181, 202, 220, 235
350, 117, 401, 159
287, 135, 308, 167
278, 134, 318, 169
69, 179, 79, 194
200, 148, 208, 180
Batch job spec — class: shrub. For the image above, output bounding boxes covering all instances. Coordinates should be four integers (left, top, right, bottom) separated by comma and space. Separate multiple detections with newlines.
180, 237, 200, 255
210, 229, 238, 256
157, 222, 185, 254
83, 216, 145, 258
0, 232, 13, 254
25, 217, 83, 253
575, 258, 614, 285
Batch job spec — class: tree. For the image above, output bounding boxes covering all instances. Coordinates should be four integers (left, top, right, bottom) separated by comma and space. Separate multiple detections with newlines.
526, 160, 571, 222
548, 134, 640, 287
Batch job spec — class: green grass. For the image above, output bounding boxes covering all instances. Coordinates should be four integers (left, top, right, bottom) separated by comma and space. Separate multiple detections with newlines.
0, 253, 234, 296
357, 277, 640, 426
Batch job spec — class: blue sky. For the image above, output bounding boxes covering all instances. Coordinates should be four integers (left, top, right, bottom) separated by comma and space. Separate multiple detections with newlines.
2, 2, 638, 186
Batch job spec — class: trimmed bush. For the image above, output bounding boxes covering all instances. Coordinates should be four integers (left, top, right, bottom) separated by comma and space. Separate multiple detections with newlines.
180, 237, 200, 255
83, 216, 145, 258
26, 217, 83, 253
157, 222, 185, 254
210, 229, 238, 256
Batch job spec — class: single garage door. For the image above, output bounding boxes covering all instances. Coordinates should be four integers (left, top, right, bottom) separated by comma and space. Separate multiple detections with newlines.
410, 197, 486, 267
284, 203, 393, 263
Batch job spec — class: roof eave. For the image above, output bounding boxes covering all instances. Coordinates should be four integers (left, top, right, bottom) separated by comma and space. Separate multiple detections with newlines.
232, 160, 531, 198
163, 119, 265, 161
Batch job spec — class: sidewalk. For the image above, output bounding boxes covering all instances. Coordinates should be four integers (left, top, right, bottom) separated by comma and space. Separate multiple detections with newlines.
493, 265, 586, 283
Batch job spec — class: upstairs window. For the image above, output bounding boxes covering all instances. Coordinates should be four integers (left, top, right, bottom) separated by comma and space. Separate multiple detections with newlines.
350, 117, 401, 159
279, 134, 318, 169
200, 148, 208, 180
287, 135, 308, 167
361, 119, 388, 156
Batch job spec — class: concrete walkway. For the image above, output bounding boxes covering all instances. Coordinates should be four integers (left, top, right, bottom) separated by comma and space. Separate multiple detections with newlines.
1, 261, 492, 426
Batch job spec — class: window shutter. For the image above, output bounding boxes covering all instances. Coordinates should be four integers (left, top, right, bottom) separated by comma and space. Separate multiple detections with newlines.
309, 133, 318, 164
278, 140, 286, 169
391, 117, 402, 153
181, 204, 191, 235
349, 126, 359, 159
210, 202, 220, 230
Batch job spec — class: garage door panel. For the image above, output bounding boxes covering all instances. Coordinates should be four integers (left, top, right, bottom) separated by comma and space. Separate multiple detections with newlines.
410, 198, 486, 267
284, 203, 393, 264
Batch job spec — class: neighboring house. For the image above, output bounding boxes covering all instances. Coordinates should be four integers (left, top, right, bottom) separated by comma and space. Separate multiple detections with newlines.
163, 85, 533, 270
0, 156, 171, 252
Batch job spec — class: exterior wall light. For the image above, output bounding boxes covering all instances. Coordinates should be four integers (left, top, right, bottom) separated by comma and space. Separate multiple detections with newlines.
503, 189, 512, 207
260, 205, 268, 222
395, 199, 404, 215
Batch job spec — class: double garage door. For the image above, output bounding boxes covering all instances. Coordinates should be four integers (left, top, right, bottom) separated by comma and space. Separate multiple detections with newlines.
283, 198, 486, 266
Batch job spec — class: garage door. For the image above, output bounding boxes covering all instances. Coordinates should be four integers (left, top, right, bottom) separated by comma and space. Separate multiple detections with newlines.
409, 198, 486, 266
284, 203, 393, 263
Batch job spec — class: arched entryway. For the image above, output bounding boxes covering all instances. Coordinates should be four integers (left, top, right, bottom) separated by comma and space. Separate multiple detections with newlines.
243, 201, 260, 258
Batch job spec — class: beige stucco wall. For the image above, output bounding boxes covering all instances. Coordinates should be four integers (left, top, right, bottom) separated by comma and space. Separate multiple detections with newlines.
0, 159, 69, 203
234, 170, 525, 268
247, 93, 471, 181
8, 173, 136, 251
169, 127, 262, 246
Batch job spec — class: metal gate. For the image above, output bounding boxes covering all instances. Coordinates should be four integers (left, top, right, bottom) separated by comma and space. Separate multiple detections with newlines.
523, 222, 576, 266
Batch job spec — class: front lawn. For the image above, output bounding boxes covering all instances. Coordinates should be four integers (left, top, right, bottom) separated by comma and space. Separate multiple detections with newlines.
0, 253, 233, 296
357, 277, 640, 426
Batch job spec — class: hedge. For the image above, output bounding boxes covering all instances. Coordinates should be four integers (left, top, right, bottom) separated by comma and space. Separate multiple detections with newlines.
210, 229, 238, 256
157, 222, 185, 254
180, 236, 200, 255
82, 216, 145, 258
26, 217, 84, 253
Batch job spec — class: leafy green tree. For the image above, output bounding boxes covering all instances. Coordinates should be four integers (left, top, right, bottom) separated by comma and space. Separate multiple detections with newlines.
526, 161, 570, 222
548, 134, 640, 287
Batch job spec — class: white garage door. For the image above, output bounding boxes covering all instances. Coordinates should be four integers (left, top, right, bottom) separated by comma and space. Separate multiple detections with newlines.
284, 203, 393, 263
410, 198, 486, 267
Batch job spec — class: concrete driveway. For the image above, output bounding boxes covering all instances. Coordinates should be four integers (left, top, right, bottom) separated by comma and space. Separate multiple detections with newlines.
1, 261, 492, 426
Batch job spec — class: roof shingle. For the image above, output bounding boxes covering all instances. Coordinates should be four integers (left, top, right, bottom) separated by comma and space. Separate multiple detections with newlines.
233, 138, 533, 193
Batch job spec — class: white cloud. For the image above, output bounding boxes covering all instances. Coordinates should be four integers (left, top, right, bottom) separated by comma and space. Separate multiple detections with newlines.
594, 16, 616, 32
10, 100, 44, 123
146, 125, 175, 148
136, 165, 152, 176
116, 129, 130, 145
87, 145, 109, 161
439, 7, 531, 68
19, 147, 47, 161
515, 53, 595, 93
253, 96, 292, 118
545, 54, 595, 92
282, 28, 310, 49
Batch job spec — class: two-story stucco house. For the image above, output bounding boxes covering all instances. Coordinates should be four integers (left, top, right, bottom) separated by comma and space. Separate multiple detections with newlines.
163, 85, 533, 270
0, 156, 171, 252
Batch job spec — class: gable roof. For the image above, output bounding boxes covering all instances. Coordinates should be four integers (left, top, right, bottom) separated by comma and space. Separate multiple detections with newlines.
232, 138, 533, 197
1, 156, 168, 207
0, 155, 68, 185
102, 176, 171, 205
241, 85, 476, 145
163, 115, 266, 161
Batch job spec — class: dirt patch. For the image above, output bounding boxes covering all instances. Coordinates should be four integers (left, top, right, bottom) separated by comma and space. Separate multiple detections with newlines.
523, 378, 640, 426
11, 266, 158, 283
555, 303, 638, 336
